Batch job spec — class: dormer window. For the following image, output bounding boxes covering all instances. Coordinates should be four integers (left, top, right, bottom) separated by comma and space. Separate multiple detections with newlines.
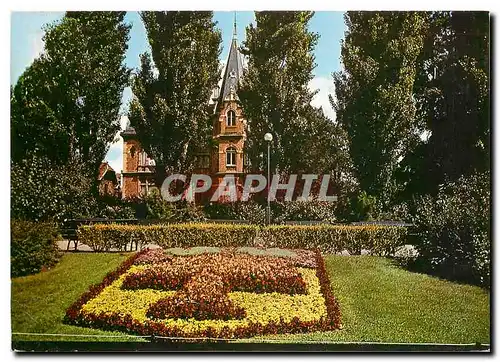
226, 110, 236, 127
226, 147, 236, 167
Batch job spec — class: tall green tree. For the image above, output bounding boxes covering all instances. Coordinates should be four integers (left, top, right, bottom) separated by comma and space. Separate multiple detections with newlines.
399, 11, 489, 197
11, 11, 131, 181
239, 11, 322, 173
286, 105, 351, 175
128, 11, 221, 179
333, 11, 428, 207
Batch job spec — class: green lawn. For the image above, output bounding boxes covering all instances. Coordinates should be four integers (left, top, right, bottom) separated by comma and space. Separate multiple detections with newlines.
11, 252, 490, 344
252, 256, 490, 344
11, 252, 147, 342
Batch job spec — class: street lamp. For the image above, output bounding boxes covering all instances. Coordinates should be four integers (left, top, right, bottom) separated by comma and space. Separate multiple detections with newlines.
264, 133, 273, 225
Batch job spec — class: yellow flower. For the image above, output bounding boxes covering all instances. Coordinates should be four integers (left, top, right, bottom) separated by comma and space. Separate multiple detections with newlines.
82, 266, 327, 333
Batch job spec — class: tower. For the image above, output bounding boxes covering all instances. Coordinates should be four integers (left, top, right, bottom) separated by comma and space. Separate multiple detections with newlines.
121, 16, 247, 202
121, 123, 156, 199
208, 17, 247, 200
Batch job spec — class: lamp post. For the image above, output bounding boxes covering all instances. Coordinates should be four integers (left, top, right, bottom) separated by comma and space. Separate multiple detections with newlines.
264, 133, 273, 225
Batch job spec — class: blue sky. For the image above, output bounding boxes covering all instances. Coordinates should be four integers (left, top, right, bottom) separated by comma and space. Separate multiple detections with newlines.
11, 11, 346, 172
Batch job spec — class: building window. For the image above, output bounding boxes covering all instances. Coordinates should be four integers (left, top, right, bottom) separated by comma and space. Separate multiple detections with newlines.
226, 110, 236, 127
139, 151, 147, 166
226, 147, 236, 167
140, 179, 156, 196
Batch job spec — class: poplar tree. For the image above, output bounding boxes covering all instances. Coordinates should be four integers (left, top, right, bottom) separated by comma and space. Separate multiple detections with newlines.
128, 11, 222, 180
333, 11, 427, 206
239, 11, 321, 173
398, 11, 489, 197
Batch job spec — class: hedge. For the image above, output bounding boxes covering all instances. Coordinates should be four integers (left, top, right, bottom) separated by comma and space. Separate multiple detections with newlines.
77, 223, 260, 251
77, 223, 407, 254
259, 224, 407, 255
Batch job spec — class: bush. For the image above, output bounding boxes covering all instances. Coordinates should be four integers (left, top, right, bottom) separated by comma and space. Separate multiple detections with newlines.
77, 223, 260, 251
411, 172, 490, 287
376, 202, 411, 222
204, 201, 266, 225
344, 191, 378, 222
77, 222, 406, 254
204, 200, 338, 225
271, 200, 337, 224
11, 156, 98, 222
171, 201, 206, 222
11, 220, 62, 277
96, 195, 136, 219
143, 190, 175, 221
260, 224, 407, 254
142, 191, 206, 222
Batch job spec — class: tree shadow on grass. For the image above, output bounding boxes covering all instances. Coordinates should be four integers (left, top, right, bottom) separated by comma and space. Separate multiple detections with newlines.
387, 255, 490, 290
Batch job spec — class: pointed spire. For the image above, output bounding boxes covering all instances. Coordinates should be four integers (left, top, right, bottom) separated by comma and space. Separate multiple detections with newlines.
211, 13, 245, 112
233, 11, 237, 39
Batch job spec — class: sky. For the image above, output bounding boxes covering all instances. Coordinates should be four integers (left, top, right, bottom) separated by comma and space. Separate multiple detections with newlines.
10, 11, 346, 173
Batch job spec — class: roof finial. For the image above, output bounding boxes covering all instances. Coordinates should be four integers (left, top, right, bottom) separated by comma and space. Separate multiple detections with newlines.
233, 11, 237, 39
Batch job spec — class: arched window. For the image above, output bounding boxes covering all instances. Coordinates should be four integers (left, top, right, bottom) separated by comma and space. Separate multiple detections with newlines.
226, 147, 236, 167
226, 110, 236, 127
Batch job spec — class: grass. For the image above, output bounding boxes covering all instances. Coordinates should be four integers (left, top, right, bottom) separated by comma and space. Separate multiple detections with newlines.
11, 252, 489, 344
11, 252, 147, 342
251, 256, 490, 344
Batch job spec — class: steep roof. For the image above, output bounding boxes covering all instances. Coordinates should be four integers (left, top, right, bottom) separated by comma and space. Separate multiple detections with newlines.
121, 117, 136, 138
211, 29, 245, 113
220, 39, 244, 101
98, 162, 117, 182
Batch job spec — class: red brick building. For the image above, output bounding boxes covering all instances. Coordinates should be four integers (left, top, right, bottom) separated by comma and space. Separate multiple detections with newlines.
97, 162, 121, 197
121, 30, 246, 201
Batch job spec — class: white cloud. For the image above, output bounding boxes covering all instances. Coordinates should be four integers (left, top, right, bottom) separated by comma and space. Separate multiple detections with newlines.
308, 76, 336, 121
104, 115, 129, 173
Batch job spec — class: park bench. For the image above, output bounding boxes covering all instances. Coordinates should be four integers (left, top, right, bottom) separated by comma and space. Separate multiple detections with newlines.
61, 218, 139, 251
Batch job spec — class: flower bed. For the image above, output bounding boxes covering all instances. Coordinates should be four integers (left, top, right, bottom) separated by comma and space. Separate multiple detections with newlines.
64, 248, 342, 339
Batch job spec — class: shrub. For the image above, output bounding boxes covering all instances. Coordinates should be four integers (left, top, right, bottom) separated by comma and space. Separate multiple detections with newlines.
260, 224, 407, 255
171, 201, 206, 222
77, 223, 259, 251
411, 172, 490, 287
96, 195, 136, 219
344, 191, 378, 222
11, 156, 98, 222
271, 200, 337, 224
11, 219, 62, 277
204, 201, 266, 224
77, 222, 406, 254
376, 202, 411, 222
143, 190, 175, 221
142, 191, 206, 222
